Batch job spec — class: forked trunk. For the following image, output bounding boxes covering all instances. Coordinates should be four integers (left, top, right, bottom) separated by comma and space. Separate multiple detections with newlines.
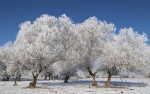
87, 67, 97, 86
29, 74, 38, 87
13, 77, 17, 86
105, 72, 112, 86
64, 75, 70, 83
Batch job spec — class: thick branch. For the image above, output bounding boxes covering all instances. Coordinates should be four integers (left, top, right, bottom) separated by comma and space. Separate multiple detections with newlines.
87, 67, 94, 76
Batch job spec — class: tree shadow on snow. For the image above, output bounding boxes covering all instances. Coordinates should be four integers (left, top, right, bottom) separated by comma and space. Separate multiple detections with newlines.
108, 81, 147, 87
37, 80, 147, 87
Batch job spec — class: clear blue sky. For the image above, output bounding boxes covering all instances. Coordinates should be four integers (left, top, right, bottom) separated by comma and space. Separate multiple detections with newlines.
0, 0, 150, 45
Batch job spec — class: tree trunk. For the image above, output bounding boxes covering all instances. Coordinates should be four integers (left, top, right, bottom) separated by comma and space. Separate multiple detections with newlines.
44, 76, 47, 80
6, 76, 10, 81
91, 75, 97, 86
48, 75, 51, 80
64, 75, 69, 83
18, 75, 21, 81
29, 74, 38, 87
87, 67, 97, 86
13, 77, 17, 86
105, 72, 112, 86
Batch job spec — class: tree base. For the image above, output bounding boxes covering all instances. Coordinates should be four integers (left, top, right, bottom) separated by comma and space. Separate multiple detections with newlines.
64, 80, 69, 83
29, 82, 36, 88
92, 83, 98, 86
25, 85, 44, 89
105, 82, 110, 86
105, 84, 110, 86
13, 83, 17, 86
28, 85, 36, 88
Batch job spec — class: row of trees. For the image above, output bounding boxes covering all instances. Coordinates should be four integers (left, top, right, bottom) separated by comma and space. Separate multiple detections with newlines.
0, 14, 149, 87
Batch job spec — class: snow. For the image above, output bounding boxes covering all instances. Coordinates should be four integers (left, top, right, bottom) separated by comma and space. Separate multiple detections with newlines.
0, 77, 150, 94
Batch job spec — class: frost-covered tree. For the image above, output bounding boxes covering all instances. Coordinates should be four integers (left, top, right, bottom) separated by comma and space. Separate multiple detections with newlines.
0, 42, 23, 85
41, 66, 55, 80
53, 61, 77, 83
76, 17, 115, 86
0, 42, 13, 77
0, 60, 8, 81
14, 14, 78, 87
138, 45, 150, 78
100, 28, 149, 86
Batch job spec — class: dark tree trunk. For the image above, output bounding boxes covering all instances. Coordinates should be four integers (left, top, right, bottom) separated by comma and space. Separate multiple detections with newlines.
29, 65, 43, 87
6, 76, 10, 81
87, 67, 97, 86
18, 75, 21, 81
64, 75, 70, 83
105, 72, 112, 86
48, 75, 51, 80
29, 74, 38, 87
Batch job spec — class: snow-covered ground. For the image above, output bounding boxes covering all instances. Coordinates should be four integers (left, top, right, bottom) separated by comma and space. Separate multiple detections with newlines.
0, 77, 150, 94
